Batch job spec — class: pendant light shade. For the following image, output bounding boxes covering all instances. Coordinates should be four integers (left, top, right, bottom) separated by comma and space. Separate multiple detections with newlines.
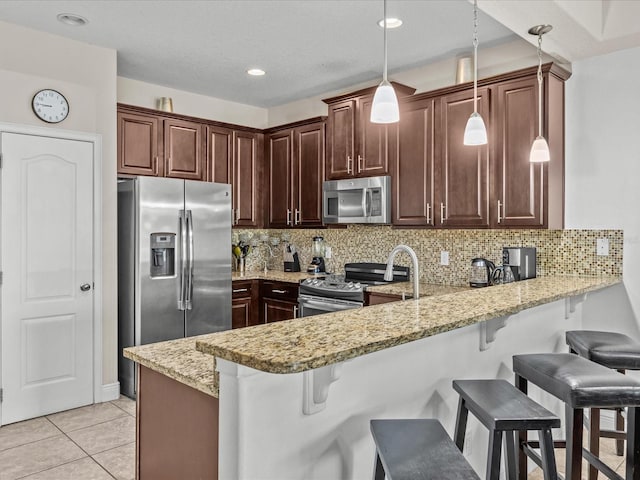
464, 112, 488, 145
371, 80, 399, 123
463, 0, 487, 146
371, 0, 399, 124
529, 24, 552, 162
530, 136, 550, 163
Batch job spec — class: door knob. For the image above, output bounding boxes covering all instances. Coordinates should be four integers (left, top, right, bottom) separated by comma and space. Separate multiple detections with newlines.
80, 283, 91, 292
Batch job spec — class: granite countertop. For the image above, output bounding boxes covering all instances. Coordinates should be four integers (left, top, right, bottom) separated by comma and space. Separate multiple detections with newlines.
123, 336, 219, 398
232, 271, 319, 283
196, 276, 621, 374
366, 282, 468, 297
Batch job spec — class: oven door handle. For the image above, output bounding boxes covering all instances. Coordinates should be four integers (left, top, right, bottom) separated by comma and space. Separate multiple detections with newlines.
298, 296, 363, 310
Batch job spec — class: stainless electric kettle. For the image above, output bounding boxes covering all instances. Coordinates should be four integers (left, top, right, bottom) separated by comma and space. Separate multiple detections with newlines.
470, 258, 495, 288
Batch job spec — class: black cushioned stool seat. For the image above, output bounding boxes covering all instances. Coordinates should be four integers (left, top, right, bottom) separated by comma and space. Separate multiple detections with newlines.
513, 353, 640, 480
370, 419, 480, 480
453, 379, 560, 480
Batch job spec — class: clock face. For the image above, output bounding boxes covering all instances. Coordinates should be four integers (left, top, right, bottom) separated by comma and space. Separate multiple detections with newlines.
32, 89, 69, 123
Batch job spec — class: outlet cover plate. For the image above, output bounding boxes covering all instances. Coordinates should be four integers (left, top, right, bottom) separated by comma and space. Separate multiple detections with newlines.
440, 251, 449, 266
596, 238, 609, 256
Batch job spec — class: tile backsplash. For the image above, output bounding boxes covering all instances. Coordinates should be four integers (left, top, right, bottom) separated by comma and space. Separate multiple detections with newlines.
233, 227, 623, 286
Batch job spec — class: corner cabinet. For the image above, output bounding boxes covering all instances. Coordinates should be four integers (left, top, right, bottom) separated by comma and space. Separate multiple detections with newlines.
323, 83, 416, 180
390, 62, 569, 229
266, 118, 325, 228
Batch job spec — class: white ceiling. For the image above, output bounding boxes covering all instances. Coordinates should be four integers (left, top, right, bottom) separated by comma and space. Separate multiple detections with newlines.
1, 1, 639, 108
0, 0, 516, 107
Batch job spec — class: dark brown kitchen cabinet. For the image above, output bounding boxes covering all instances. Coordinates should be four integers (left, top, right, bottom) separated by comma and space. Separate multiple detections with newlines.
261, 281, 299, 323
365, 292, 403, 306
491, 66, 566, 228
323, 83, 415, 180
266, 118, 325, 228
117, 110, 161, 176
436, 87, 491, 228
232, 280, 260, 329
232, 131, 263, 227
391, 97, 436, 226
206, 125, 233, 184
164, 118, 205, 181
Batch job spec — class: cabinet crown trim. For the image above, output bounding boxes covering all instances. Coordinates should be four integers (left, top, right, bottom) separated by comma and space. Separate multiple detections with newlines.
322, 81, 416, 105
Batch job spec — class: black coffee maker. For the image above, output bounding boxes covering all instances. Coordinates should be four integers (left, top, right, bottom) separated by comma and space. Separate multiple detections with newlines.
307, 236, 326, 273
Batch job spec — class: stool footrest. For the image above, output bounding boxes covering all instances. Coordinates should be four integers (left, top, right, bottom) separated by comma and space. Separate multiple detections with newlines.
582, 447, 623, 480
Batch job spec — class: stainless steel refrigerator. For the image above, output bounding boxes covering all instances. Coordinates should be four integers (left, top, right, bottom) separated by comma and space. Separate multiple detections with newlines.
118, 176, 231, 398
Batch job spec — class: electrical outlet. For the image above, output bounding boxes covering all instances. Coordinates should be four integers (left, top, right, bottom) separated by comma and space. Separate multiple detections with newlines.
440, 251, 449, 266
596, 238, 609, 256
325, 246, 332, 259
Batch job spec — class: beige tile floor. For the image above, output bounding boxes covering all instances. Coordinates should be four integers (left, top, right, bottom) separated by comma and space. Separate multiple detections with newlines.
0, 396, 136, 480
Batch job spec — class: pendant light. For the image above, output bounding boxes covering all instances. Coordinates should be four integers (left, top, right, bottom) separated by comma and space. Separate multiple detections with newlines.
529, 24, 552, 162
370, 0, 399, 124
463, 0, 488, 145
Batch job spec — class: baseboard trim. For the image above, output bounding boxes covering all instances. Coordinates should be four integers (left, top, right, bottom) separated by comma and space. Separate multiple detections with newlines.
100, 382, 121, 402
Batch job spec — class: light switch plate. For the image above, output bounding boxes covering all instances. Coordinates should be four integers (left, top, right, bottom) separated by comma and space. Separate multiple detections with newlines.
596, 238, 609, 256
324, 246, 332, 259
440, 251, 449, 266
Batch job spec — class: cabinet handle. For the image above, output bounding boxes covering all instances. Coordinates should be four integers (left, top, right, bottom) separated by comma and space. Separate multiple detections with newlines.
346, 155, 352, 174
295, 209, 301, 225
234, 208, 239, 225
497, 200, 502, 224
286, 208, 292, 226
426, 203, 431, 225
153, 156, 159, 176
293, 305, 298, 319
440, 203, 446, 224
272, 289, 288, 294
264, 302, 268, 322
357, 154, 363, 173
233, 288, 248, 293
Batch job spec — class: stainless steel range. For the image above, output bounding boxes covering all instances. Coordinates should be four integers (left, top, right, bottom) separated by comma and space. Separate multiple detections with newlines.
298, 263, 409, 317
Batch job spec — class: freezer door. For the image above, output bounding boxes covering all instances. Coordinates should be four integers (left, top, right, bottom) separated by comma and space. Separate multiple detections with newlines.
137, 176, 186, 344
184, 180, 232, 335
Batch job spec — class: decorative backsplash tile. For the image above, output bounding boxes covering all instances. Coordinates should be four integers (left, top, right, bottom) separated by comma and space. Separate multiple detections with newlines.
233, 227, 623, 286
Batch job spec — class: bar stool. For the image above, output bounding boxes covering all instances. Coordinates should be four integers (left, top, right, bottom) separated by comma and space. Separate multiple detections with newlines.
453, 379, 560, 480
370, 418, 480, 480
513, 353, 640, 480
566, 329, 640, 474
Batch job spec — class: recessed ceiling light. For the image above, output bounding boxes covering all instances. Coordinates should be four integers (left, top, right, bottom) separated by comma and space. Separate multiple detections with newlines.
57, 13, 88, 26
377, 17, 403, 29
247, 68, 266, 76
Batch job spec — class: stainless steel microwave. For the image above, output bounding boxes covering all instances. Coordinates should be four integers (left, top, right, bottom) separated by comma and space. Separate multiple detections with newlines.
322, 175, 391, 224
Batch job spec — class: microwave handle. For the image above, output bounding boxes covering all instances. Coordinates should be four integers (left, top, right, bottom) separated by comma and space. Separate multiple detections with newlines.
362, 188, 372, 217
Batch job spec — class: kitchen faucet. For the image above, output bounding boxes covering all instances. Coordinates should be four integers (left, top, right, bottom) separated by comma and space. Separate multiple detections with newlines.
384, 245, 419, 300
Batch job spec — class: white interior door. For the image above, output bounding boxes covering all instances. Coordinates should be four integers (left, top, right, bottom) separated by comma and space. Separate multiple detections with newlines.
1, 132, 94, 425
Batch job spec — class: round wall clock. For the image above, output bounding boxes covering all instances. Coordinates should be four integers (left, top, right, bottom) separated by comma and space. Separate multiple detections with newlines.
32, 89, 69, 123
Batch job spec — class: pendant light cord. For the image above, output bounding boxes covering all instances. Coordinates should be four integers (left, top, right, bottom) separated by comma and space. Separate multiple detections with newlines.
472, 0, 479, 113
536, 34, 543, 137
383, 0, 388, 82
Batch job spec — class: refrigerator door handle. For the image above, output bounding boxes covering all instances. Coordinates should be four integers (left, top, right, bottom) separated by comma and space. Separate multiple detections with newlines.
178, 210, 187, 311
185, 209, 194, 310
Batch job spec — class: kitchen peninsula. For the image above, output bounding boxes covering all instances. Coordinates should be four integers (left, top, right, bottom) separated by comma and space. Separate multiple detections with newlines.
125, 274, 620, 480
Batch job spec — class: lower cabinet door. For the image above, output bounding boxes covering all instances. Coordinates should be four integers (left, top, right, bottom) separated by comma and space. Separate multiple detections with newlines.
232, 297, 252, 329
263, 298, 298, 323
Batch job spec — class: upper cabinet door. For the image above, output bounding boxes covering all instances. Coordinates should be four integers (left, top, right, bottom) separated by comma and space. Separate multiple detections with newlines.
436, 87, 490, 227
493, 77, 544, 227
326, 100, 356, 179
233, 131, 261, 227
267, 130, 293, 228
294, 121, 325, 226
164, 119, 205, 181
358, 95, 389, 176
206, 125, 232, 184
391, 98, 435, 226
117, 111, 161, 176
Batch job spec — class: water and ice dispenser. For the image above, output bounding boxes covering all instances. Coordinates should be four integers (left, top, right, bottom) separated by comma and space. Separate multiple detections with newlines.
150, 233, 176, 278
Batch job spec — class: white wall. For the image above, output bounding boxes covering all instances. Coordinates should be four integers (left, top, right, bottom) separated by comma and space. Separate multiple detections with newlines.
0, 21, 118, 387
565, 45, 640, 336
117, 77, 268, 129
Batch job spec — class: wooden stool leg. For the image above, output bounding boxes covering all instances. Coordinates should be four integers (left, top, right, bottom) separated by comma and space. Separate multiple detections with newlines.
589, 407, 600, 480
503, 431, 517, 480
615, 407, 625, 456
539, 428, 558, 480
454, 396, 469, 452
626, 407, 640, 480
515, 374, 528, 480
373, 452, 385, 480
566, 405, 584, 480
486, 429, 503, 480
